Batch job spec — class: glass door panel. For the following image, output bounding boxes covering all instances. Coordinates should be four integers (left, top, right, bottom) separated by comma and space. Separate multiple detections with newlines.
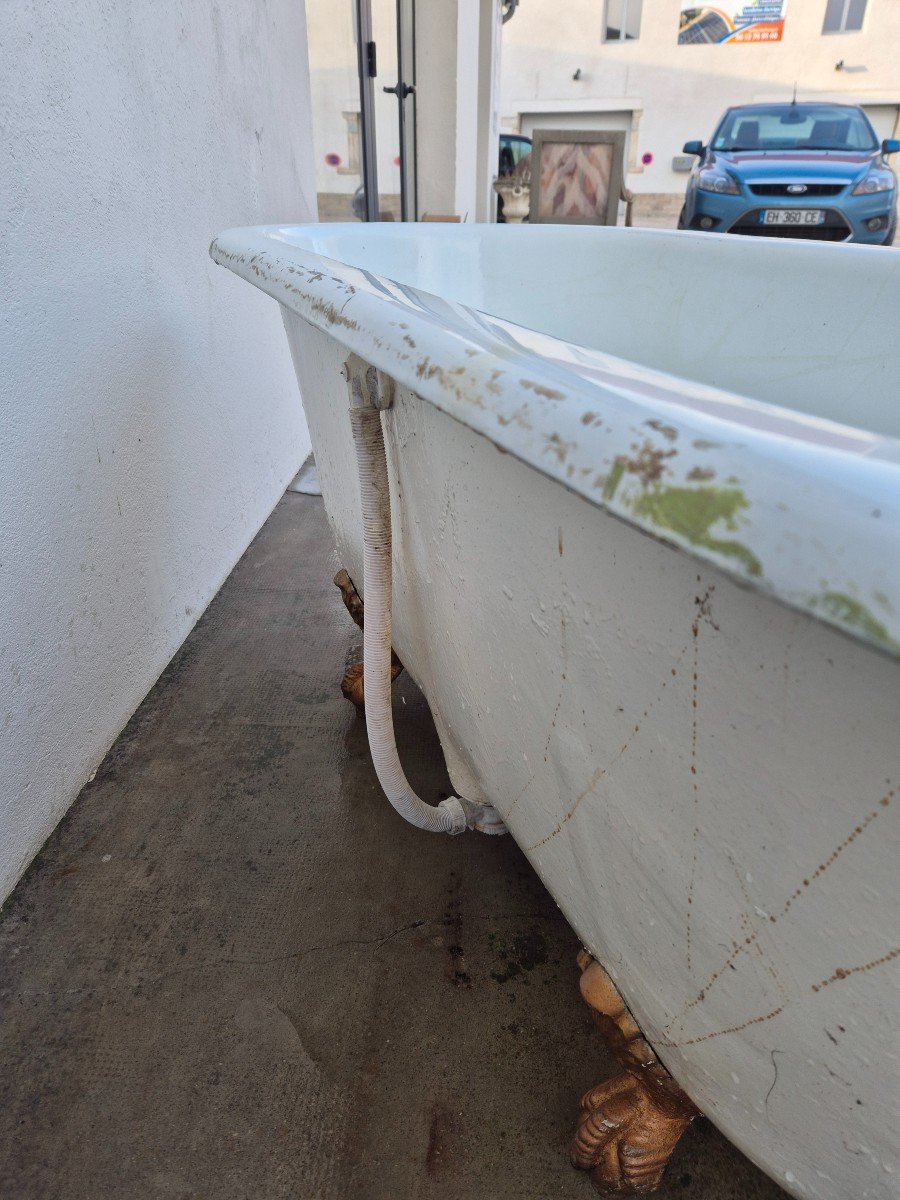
306, 0, 367, 222
370, 0, 402, 220
306, 0, 416, 222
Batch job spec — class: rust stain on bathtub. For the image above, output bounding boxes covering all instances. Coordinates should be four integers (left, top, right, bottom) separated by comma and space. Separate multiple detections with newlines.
663, 1005, 786, 1048
623, 439, 677, 488
407, 356, 490, 414
520, 379, 565, 401
526, 645, 689, 852
502, 774, 535, 822
645, 419, 678, 442
775, 786, 894, 922
667, 936, 761, 1035
543, 433, 575, 465
415, 358, 441, 382
497, 404, 533, 432
485, 369, 505, 395
811, 947, 900, 992
212, 248, 365, 335
301, 294, 360, 333
666, 781, 895, 1038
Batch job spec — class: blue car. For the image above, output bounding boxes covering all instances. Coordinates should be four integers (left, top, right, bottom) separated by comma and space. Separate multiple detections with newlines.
679, 102, 898, 245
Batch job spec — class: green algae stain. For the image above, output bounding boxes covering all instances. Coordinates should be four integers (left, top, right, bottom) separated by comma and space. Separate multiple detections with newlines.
631, 485, 763, 578
873, 590, 894, 615
602, 457, 626, 501
809, 591, 900, 656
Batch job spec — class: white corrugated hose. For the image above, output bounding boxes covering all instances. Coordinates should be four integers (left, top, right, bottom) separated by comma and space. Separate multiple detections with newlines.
349, 401, 505, 837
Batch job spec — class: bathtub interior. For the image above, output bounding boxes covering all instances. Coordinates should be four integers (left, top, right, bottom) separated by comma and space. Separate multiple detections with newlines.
268, 223, 900, 441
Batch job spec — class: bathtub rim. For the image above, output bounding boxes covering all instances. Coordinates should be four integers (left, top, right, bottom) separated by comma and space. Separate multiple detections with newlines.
210, 223, 900, 661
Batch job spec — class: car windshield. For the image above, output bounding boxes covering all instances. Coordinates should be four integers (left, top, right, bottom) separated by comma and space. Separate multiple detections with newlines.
712, 105, 878, 153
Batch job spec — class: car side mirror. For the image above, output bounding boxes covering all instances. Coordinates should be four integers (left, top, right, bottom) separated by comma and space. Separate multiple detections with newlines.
683, 140, 705, 156
882, 138, 900, 156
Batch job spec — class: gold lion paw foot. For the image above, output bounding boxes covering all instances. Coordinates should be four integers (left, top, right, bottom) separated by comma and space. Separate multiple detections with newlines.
572, 1072, 696, 1195
334, 568, 404, 713
572, 953, 697, 1196
340, 657, 403, 714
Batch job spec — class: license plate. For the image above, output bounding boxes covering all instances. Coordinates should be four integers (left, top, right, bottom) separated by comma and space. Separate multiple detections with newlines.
760, 209, 825, 226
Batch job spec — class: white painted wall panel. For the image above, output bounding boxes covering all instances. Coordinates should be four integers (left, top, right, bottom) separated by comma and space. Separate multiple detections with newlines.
0, 0, 315, 900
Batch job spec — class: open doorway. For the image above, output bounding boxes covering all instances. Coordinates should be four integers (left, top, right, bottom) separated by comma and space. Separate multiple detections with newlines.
306, 0, 417, 221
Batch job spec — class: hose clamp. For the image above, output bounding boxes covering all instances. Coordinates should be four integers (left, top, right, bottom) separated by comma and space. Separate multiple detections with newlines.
438, 796, 469, 836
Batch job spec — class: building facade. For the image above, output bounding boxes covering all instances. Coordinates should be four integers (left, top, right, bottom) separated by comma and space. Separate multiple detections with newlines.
500, 0, 900, 215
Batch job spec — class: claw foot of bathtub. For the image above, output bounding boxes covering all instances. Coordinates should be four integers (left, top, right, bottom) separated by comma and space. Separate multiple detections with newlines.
334, 568, 366, 630
572, 951, 698, 1196
339, 658, 404, 713
334, 568, 404, 712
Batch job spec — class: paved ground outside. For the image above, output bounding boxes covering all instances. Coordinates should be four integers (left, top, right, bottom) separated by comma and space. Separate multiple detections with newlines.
0, 494, 788, 1199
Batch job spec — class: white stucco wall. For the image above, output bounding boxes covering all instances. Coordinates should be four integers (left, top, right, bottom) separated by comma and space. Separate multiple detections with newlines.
0, 0, 315, 901
501, 0, 900, 198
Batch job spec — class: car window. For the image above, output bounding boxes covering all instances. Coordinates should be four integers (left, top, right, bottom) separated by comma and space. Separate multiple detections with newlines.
499, 136, 532, 176
712, 105, 878, 152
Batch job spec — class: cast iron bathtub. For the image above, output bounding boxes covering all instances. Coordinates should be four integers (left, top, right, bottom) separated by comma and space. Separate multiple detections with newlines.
212, 224, 899, 1199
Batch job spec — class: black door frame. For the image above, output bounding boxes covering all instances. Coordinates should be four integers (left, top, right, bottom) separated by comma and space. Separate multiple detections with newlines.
354, 0, 417, 221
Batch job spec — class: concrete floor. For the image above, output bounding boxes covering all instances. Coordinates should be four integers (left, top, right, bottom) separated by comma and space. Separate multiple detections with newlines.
0, 494, 788, 1200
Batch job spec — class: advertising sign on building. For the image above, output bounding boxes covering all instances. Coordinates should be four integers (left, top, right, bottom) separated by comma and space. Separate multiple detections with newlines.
678, 0, 787, 43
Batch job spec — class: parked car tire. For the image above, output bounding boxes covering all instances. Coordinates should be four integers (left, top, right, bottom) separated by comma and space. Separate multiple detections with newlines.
677, 207, 686, 230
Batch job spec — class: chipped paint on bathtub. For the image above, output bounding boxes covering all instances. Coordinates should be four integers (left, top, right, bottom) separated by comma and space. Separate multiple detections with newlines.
211, 229, 900, 661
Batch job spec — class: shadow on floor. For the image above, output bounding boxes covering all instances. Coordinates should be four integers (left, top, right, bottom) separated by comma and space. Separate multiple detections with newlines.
0, 494, 786, 1199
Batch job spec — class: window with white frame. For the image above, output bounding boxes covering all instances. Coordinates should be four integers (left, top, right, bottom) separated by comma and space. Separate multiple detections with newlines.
604, 0, 643, 41
822, 0, 867, 33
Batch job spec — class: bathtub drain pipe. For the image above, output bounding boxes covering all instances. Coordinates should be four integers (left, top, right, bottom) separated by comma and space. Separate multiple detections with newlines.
347, 356, 505, 836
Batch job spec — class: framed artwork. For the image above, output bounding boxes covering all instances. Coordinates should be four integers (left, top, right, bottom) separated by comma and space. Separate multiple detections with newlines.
529, 130, 626, 226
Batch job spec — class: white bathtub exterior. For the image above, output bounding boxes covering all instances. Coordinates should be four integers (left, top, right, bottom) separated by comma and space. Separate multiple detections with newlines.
212, 224, 900, 1200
